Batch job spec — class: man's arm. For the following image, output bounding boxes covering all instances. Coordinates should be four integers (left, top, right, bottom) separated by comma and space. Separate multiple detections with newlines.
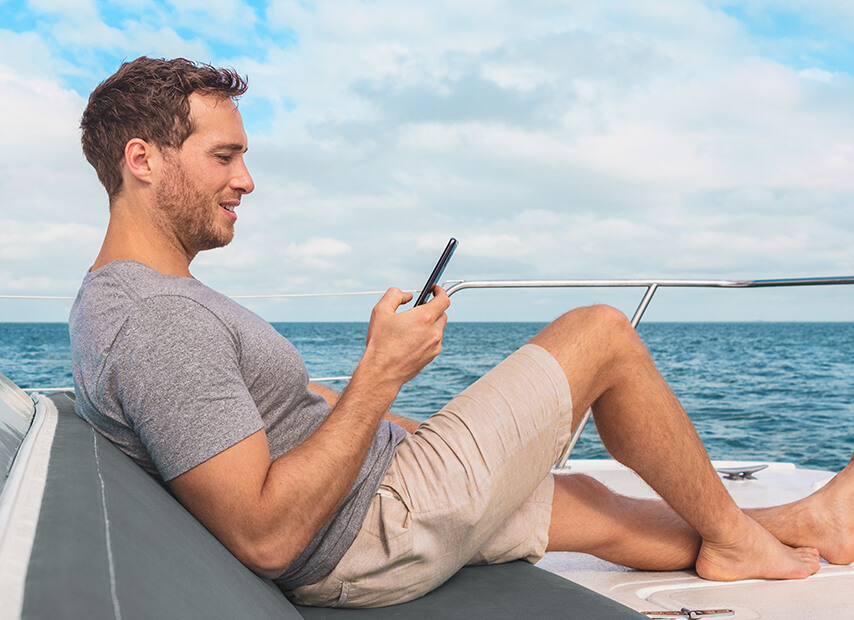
308, 382, 421, 433
169, 287, 448, 577
307, 381, 341, 407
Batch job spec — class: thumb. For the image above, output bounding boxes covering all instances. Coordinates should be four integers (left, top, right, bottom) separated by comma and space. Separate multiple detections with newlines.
377, 287, 414, 314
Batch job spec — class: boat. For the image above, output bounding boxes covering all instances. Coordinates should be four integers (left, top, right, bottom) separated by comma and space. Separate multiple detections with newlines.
2, 276, 853, 619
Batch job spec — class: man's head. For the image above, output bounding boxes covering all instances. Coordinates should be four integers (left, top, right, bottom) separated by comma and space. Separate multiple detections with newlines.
80, 56, 248, 202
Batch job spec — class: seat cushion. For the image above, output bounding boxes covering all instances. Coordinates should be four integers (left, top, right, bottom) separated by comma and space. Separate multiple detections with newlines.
296, 560, 645, 619
22, 392, 300, 619
19, 392, 643, 619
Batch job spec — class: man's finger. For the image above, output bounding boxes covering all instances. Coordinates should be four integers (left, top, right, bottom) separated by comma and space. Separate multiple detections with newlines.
378, 287, 414, 312
424, 286, 451, 314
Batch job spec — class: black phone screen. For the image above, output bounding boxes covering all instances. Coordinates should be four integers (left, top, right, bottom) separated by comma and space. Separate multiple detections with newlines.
414, 238, 457, 306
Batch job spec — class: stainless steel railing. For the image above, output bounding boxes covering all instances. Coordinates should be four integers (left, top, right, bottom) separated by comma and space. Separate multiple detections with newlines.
444, 275, 854, 466
7, 275, 854, 463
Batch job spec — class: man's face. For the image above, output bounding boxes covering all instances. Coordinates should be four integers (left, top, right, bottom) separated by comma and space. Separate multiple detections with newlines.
153, 93, 254, 257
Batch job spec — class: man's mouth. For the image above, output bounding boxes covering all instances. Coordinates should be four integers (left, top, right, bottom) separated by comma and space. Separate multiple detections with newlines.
220, 202, 239, 222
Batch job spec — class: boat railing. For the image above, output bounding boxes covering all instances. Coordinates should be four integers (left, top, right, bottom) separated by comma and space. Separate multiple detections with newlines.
445, 275, 854, 325
5, 275, 854, 462
445, 276, 854, 465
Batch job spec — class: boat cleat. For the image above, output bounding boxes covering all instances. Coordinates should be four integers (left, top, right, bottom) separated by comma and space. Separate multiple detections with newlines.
715, 464, 768, 481
642, 608, 735, 619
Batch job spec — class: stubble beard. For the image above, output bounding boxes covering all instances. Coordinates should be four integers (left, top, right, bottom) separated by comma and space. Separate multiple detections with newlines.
154, 158, 234, 257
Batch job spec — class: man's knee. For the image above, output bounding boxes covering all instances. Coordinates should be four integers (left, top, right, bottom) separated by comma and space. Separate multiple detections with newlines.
528, 305, 646, 400
532, 304, 633, 350
563, 304, 631, 333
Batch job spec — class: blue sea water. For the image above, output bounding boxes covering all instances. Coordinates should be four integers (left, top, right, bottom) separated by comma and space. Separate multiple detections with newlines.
1, 322, 852, 472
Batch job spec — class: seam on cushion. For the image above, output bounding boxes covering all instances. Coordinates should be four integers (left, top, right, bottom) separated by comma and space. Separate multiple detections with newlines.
92, 429, 122, 620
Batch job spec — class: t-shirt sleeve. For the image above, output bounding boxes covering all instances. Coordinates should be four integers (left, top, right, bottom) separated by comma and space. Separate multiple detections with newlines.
106, 295, 264, 481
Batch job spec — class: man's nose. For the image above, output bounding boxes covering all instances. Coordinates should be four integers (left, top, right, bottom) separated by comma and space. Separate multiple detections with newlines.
233, 158, 255, 194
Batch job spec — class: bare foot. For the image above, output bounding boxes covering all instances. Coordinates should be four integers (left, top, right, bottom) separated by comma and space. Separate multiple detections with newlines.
695, 516, 819, 581
754, 454, 854, 565
793, 456, 854, 564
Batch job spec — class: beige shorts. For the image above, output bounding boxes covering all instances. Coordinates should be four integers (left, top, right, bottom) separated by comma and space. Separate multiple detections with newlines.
289, 344, 574, 608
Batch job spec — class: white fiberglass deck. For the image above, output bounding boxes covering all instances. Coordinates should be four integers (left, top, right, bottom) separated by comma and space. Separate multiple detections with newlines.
541, 460, 852, 619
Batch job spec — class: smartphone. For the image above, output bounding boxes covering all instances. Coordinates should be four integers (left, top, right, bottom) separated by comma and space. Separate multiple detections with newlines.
414, 238, 458, 306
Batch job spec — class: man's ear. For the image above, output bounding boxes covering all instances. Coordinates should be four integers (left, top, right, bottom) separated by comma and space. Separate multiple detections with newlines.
123, 138, 159, 184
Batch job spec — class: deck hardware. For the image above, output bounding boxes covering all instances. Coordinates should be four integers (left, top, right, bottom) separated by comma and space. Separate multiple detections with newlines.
716, 464, 768, 481
642, 608, 735, 619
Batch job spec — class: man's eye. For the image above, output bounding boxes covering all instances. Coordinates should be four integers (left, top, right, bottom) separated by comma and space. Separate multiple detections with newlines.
216, 154, 233, 163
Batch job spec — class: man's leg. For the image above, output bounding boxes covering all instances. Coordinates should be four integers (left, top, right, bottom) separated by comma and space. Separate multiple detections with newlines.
750, 454, 854, 566
547, 462, 854, 572
530, 305, 819, 580
547, 473, 700, 570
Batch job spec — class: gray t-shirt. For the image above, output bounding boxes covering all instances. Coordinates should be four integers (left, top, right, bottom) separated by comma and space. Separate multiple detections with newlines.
69, 260, 406, 590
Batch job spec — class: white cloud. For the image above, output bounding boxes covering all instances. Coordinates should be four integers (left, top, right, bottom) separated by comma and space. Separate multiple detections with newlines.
168, 0, 260, 41
3, 0, 854, 321
0, 30, 66, 82
798, 68, 835, 83
117, 23, 212, 61
289, 237, 351, 259
0, 48, 104, 232
0, 221, 102, 261
51, 16, 125, 48
28, 0, 100, 19
278, 237, 353, 273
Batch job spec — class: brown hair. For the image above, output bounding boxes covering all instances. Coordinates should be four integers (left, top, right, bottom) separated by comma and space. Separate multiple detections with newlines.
80, 56, 248, 201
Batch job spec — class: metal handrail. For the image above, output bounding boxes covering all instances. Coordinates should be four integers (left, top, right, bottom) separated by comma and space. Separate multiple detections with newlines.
6, 276, 852, 302
444, 275, 854, 295
444, 276, 854, 466
9, 275, 854, 459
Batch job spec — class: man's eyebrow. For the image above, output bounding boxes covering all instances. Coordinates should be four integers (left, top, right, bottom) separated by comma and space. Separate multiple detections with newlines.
211, 143, 248, 153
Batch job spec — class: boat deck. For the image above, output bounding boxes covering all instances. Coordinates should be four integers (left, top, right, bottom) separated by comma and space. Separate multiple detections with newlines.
541, 460, 854, 619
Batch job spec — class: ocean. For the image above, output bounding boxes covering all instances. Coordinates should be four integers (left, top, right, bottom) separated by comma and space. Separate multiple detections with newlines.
1, 321, 852, 472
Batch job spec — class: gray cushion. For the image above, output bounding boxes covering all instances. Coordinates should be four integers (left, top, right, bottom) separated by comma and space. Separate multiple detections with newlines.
296, 561, 646, 619
21, 392, 643, 619
23, 392, 299, 619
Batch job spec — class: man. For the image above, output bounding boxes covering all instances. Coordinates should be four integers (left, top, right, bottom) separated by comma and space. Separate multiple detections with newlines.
70, 57, 854, 608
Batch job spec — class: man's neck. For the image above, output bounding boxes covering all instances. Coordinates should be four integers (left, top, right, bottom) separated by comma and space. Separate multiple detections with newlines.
91, 199, 195, 277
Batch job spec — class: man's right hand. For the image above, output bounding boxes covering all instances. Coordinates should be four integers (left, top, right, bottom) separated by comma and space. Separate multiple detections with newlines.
361, 286, 450, 388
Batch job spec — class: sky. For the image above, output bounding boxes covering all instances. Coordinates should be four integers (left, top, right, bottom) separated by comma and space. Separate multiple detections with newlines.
2, 0, 854, 322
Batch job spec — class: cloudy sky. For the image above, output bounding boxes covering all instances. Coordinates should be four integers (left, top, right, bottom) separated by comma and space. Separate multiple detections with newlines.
2, 0, 853, 322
